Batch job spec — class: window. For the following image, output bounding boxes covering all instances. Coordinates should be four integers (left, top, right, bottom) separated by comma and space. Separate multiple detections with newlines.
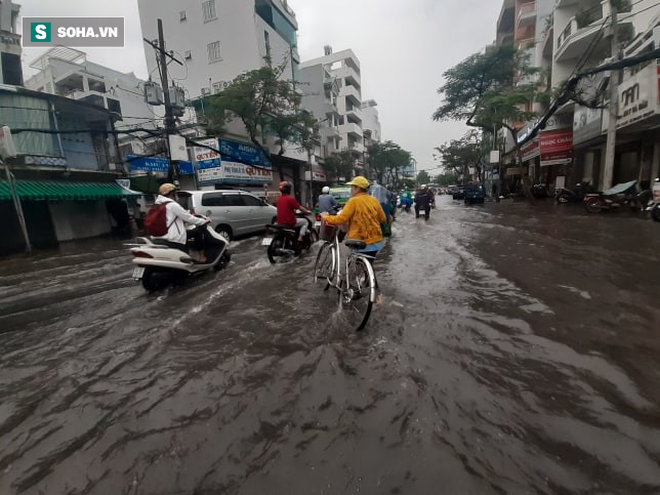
212, 81, 223, 93
219, 194, 245, 207
202, 0, 217, 22
241, 194, 263, 207
179, 10, 187, 21
207, 41, 222, 63
201, 192, 224, 207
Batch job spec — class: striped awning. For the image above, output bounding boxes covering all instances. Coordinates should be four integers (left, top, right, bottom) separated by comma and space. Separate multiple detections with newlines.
0, 180, 143, 201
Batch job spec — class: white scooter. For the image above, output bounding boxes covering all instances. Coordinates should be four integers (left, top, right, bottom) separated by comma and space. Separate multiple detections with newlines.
129, 222, 231, 291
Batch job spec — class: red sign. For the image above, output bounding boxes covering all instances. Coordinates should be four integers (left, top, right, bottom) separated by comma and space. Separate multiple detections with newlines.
540, 130, 573, 166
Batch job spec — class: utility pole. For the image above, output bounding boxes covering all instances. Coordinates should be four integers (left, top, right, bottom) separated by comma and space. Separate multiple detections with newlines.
157, 19, 177, 182
602, 1, 620, 190
3, 160, 32, 254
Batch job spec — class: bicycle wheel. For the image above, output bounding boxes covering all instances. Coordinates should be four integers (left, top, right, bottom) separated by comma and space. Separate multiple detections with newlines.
314, 242, 336, 288
339, 256, 377, 331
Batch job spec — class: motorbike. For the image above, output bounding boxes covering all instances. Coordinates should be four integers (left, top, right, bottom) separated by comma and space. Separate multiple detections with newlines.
645, 177, 660, 222
584, 180, 647, 214
555, 181, 594, 204
129, 222, 231, 291
263, 211, 318, 264
531, 182, 551, 198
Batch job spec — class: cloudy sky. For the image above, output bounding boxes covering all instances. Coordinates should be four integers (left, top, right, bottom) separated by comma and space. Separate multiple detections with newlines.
20, 0, 502, 172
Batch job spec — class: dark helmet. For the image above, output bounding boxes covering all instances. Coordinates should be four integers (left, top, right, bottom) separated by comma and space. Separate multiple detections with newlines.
279, 181, 292, 194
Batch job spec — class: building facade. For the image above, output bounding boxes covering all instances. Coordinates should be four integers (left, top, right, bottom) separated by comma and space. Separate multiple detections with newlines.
300, 47, 365, 174
0, 0, 22, 85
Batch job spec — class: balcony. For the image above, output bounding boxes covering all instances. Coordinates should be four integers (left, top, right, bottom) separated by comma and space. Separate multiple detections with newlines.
338, 122, 363, 139
517, 1, 537, 28
346, 107, 362, 124
340, 84, 361, 107
555, 0, 632, 62
333, 64, 361, 88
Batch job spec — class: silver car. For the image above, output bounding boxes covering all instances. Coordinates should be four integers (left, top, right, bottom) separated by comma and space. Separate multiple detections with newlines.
177, 190, 277, 241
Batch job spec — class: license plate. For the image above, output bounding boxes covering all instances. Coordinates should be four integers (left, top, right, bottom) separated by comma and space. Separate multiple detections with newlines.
132, 266, 145, 279
314, 221, 321, 228
261, 237, 273, 246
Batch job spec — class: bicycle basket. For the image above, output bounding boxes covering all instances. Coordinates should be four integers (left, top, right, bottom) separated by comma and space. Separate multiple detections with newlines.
320, 222, 337, 241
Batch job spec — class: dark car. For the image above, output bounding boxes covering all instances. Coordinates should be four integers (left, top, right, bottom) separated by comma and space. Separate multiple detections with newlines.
464, 184, 486, 204
452, 185, 466, 200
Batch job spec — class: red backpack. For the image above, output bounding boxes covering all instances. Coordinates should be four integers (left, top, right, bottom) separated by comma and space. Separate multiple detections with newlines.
144, 203, 170, 236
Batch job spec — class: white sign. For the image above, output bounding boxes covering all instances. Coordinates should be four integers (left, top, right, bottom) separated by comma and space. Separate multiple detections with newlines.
168, 134, 188, 161
220, 161, 273, 182
193, 138, 221, 162
489, 150, 500, 163
617, 64, 657, 129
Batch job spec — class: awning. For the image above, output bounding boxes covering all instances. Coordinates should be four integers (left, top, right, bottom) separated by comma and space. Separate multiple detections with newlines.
0, 180, 144, 201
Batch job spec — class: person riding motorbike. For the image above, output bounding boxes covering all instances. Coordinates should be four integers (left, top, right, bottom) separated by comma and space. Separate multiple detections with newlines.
320, 176, 387, 256
152, 183, 210, 262
275, 181, 312, 243
317, 185, 339, 214
414, 187, 432, 221
400, 187, 412, 212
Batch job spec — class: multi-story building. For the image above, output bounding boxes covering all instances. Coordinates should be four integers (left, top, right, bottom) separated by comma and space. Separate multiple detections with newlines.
137, 0, 299, 100
361, 99, 381, 143
0, 0, 22, 85
550, 0, 660, 189
137, 0, 308, 198
300, 47, 365, 174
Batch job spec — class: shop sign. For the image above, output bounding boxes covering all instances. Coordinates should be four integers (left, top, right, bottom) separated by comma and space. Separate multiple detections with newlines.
617, 64, 657, 129
521, 138, 539, 162
540, 130, 573, 167
573, 105, 603, 145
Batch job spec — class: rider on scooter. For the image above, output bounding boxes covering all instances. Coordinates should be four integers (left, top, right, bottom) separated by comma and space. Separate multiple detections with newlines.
153, 183, 210, 262
276, 181, 313, 243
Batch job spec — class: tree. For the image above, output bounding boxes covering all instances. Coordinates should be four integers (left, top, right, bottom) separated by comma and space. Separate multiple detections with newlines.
203, 62, 320, 180
434, 130, 484, 181
321, 149, 358, 182
416, 170, 431, 185
433, 44, 543, 197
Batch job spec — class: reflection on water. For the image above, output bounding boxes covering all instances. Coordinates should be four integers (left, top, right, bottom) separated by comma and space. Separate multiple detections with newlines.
0, 198, 659, 494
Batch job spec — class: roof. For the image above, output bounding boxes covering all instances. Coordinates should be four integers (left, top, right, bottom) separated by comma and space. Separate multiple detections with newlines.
0, 180, 142, 201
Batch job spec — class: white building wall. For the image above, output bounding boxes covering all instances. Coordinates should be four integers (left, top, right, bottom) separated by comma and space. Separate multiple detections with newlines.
138, 0, 262, 99
361, 101, 381, 142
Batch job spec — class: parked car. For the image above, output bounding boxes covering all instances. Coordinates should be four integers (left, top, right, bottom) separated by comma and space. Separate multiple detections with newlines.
464, 183, 486, 204
177, 189, 277, 241
446, 185, 458, 195
452, 185, 466, 200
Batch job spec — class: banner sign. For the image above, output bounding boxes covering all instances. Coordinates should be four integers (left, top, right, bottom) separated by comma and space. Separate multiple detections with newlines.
617, 64, 657, 129
126, 154, 193, 175
193, 138, 272, 185
540, 130, 573, 167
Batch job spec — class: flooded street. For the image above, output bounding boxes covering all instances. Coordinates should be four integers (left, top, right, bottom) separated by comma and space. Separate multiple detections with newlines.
1, 195, 659, 494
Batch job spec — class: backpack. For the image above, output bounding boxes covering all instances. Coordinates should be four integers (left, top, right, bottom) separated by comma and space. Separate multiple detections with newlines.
144, 203, 170, 236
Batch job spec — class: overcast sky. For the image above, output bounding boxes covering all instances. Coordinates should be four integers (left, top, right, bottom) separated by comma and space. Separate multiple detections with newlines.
20, 0, 502, 172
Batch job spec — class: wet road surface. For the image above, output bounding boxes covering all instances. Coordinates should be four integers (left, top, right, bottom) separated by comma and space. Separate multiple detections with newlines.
1, 196, 659, 494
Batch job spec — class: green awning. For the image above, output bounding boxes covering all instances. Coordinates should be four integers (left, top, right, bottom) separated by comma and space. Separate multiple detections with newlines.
0, 180, 144, 201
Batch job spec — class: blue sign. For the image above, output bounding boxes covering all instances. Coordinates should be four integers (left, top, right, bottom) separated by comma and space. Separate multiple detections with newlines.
218, 139, 271, 168
126, 154, 194, 175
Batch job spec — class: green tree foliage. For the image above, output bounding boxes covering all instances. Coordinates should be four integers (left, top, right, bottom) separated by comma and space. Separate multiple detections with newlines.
434, 130, 484, 180
433, 44, 542, 145
202, 62, 320, 178
416, 170, 431, 185
366, 140, 412, 186
321, 149, 358, 182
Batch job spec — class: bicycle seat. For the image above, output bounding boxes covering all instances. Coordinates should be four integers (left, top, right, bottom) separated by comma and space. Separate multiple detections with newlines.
345, 239, 367, 250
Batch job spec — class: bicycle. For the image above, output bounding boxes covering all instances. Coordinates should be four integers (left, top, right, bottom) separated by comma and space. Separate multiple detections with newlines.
313, 223, 378, 331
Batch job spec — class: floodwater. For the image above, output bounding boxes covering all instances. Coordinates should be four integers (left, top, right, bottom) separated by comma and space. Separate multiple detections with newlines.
0, 196, 659, 494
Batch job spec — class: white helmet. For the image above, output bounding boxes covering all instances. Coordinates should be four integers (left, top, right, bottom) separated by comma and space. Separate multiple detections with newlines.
322, 186, 330, 194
